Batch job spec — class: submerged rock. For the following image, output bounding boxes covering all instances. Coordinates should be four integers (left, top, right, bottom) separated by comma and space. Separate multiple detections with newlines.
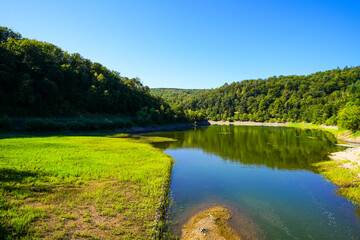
181, 206, 242, 240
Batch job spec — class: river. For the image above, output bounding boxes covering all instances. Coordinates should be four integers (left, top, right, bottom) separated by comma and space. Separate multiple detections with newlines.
148, 125, 360, 239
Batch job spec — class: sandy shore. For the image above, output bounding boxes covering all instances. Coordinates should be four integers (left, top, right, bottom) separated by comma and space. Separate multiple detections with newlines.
329, 146, 360, 172
337, 134, 360, 144
208, 120, 288, 127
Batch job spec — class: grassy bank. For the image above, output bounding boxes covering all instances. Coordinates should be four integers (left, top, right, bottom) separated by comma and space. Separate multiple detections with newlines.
287, 122, 360, 206
286, 122, 343, 136
314, 160, 360, 206
0, 134, 175, 239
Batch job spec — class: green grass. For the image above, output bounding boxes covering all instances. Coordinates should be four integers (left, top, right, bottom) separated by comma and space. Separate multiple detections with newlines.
314, 160, 360, 206
287, 122, 360, 139
286, 122, 343, 136
0, 134, 176, 239
349, 131, 360, 138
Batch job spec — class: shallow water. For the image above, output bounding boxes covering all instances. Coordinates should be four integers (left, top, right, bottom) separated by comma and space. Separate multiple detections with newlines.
149, 126, 360, 239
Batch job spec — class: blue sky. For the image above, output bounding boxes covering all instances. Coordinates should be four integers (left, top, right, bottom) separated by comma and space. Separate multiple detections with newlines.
1, 0, 359, 89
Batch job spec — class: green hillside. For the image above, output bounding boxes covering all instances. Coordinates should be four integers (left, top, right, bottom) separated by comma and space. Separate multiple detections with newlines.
150, 88, 205, 104
156, 67, 360, 130
0, 27, 189, 127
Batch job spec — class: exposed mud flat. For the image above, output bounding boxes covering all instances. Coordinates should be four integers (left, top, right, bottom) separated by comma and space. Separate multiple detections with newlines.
180, 205, 260, 240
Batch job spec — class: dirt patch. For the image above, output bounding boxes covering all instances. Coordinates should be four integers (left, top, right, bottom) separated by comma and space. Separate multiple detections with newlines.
329, 147, 360, 172
23, 181, 153, 239
181, 206, 249, 240
337, 134, 360, 144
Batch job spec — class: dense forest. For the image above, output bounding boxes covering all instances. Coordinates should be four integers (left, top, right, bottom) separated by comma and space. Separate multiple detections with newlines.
1, 26, 359, 132
0, 27, 205, 129
150, 88, 204, 106
152, 67, 360, 131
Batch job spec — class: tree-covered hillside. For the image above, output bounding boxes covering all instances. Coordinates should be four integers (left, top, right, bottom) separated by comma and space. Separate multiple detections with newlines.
155, 67, 360, 129
0, 26, 187, 125
150, 88, 205, 105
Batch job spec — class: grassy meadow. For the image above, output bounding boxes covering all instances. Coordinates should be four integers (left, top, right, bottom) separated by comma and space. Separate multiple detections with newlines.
0, 134, 175, 239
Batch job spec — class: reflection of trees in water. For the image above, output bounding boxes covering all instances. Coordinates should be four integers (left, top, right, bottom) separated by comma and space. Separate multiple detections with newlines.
155, 126, 341, 171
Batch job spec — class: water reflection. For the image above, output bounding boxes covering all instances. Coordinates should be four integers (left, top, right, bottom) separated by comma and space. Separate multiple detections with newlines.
147, 126, 360, 240
154, 126, 342, 171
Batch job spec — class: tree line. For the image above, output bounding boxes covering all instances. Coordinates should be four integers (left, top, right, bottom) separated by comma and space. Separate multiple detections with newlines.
0, 26, 206, 130
152, 67, 360, 131
1, 26, 359, 132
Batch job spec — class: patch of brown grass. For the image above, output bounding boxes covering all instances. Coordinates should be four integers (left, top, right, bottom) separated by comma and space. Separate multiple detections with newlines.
23, 181, 154, 239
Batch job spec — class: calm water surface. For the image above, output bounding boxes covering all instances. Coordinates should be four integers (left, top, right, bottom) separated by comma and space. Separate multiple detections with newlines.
149, 126, 360, 239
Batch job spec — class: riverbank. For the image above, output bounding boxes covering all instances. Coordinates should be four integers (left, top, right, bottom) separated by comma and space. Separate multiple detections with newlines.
0, 121, 210, 138
123, 121, 210, 134
314, 146, 360, 206
208, 120, 288, 127
0, 134, 175, 239
286, 123, 360, 205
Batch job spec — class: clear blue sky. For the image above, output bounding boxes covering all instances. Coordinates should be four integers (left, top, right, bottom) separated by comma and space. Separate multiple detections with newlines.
1, 0, 359, 89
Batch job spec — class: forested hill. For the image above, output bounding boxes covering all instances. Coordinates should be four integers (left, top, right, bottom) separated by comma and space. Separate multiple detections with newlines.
150, 88, 205, 106
153, 67, 360, 128
0, 26, 180, 123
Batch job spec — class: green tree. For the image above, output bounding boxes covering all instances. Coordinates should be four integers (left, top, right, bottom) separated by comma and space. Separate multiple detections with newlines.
338, 105, 360, 132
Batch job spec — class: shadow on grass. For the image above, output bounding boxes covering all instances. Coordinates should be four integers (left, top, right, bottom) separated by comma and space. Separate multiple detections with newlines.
0, 131, 148, 142
0, 223, 11, 240
0, 169, 42, 239
0, 168, 54, 194
0, 131, 116, 140
0, 168, 38, 183
0, 169, 55, 239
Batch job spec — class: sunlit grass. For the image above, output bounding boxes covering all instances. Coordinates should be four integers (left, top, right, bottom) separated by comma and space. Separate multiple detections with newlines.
314, 160, 360, 206
0, 134, 175, 239
289, 122, 360, 206
349, 131, 360, 138
287, 122, 360, 139
286, 122, 343, 136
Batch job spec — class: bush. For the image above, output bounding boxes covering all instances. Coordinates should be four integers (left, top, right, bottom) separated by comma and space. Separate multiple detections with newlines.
22, 118, 136, 132
111, 119, 135, 129
325, 115, 338, 126
68, 120, 107, 131
23, 119, 65, 132
338, 106, 360, 131
135, 107, 152, 126
0, 115, 12, 131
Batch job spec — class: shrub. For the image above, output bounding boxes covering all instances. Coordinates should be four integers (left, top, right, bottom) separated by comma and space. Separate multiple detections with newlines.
338, 106, 360, 131
325, 115, 338, 126
23, 119, 65, 132
135, 108, 151, 126
0, 115, 12, 131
